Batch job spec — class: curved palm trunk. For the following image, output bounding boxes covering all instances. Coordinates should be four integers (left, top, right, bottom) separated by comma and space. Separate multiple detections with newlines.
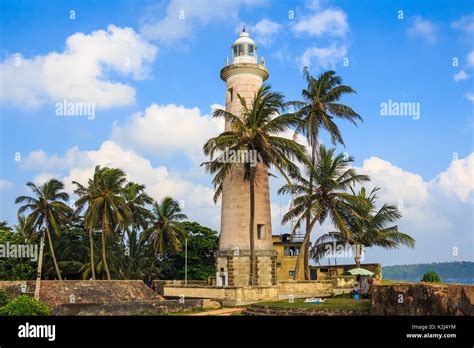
354, 243, 362, 268
89, 227, 96, 280
34, 230, 46, 299
302, 140, 318, 280
45, 224, 62, 280
303, 216, 311, 280
249, 167, 256, 286
293, 227, 310, 280
101, 230, 111, 280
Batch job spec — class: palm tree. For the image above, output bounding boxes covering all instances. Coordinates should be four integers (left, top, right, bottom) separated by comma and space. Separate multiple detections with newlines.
202, 85, 307, 285
279, 145, 369, 279
143, 197, 187, 254
121, 182, 153, 233
285, 69, 363, 279
73, 168, 103, 280
15, 179, 73, 297
311, 187, 415, 268
74, 166, 131, 280
289, 69, 362, 157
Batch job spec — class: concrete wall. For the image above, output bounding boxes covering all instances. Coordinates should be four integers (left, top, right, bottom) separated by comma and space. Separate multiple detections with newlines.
163, 285, 279, 307
163, 280, 333, 306
278, 280, 333, 299
371, 283, 474, 316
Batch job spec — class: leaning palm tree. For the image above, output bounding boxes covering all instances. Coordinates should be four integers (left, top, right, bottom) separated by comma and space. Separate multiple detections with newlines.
311, 187, 415, 267
15, 179, 73, 297
279, 145, 369, 279
143, 197, 187, 254
202, 85, 307, 285
289, 69, 362, 157
285, 69, 363, 278
74, 166, 131, 280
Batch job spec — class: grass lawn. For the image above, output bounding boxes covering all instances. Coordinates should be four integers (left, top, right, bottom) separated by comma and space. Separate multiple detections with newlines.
380, 279, 412, 285
257, 298, 371, 312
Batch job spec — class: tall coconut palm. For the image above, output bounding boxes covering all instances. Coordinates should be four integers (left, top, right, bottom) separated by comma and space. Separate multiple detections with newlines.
121, 182, 153, 233
143, 197, 187, 254
286, 69, 363, 279
73, 167, 103, 280
202, 85, 307, 285
289, 69, 362, 157
15, 179, 73, 297
74, 166, 131, 280
311, 187, 415, 268
279, 145, 369, 279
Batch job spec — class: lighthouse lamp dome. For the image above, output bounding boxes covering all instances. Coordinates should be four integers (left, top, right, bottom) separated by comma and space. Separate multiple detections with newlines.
231, 27, 257, 64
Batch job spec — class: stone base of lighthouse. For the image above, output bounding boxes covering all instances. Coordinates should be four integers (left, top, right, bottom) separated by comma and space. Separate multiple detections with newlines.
215, 250, 277, 287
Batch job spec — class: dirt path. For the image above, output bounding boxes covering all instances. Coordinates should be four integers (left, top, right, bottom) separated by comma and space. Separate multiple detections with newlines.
190, 307, 245, 316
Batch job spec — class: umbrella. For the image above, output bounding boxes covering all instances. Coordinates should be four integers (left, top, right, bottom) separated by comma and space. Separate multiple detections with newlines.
348, 268, 374, 276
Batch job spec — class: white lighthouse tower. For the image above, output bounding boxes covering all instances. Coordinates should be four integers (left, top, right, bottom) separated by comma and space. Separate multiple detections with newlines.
215, 28, 277, 287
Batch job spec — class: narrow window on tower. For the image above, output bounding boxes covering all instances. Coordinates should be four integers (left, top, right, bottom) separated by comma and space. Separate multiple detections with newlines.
257, 224, 265, 240
228, 88, 233, 102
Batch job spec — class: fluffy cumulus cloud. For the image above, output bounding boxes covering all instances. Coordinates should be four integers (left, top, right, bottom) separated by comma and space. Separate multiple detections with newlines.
19, 103, 225, 228
292, 4, 350, 72
291, 8, 349, 38
451, 14, 474, 34
0, 25, 158, 109
453, 70, 470, 81
250, 19, 283, 46
298, 44, 347, 70
272, 153, 473, 265
140, 0, 265, 43
111, 103, 224, 163
351, 155, 474, 264
407, 17, 437, 43
23, 139, 220, 228
467, 50, 474, 67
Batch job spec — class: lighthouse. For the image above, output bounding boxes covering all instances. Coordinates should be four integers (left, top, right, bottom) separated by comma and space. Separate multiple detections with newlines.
215, 28, 277, 287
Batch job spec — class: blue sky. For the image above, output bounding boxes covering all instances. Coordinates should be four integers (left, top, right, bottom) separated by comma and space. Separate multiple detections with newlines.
0, 0, 473, 265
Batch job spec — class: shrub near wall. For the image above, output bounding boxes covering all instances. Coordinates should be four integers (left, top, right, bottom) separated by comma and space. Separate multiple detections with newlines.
0, 295, 51, 316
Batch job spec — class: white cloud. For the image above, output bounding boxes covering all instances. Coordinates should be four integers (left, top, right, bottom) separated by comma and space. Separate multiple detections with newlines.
453, 69, 470, 81
467, 50, 474, 67
352, 155, 474, 264
407, 17, 437, 43
292, 8, 349, 38
111, 103, 224, 164
451, 14, 474, 34
0, 25, 158, 109
465, 92, 474, 102
140, 0, 265, 43
432, 153, 474, 203
297, 44, 347, 70
0, 180, 13, 190
251, 19, 283, 46
23, 140, 220, 229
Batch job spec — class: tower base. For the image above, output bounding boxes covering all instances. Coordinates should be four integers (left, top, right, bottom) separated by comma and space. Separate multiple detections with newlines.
215, 249, 277, 287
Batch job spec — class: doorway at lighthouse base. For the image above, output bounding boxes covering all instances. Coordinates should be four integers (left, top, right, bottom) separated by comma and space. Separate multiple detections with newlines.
215, 249, 277, 287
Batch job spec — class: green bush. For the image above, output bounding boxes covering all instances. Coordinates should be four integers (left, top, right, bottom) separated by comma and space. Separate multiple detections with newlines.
421, 271, 441, 283
0, 289, 9, 307
0, 295, 51, 316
